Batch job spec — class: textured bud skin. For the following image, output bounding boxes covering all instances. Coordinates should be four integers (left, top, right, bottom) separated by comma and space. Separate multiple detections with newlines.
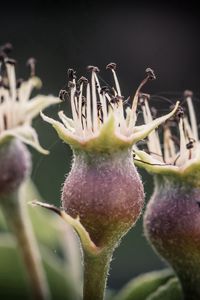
62, 149, 144, 248
0, 139, 31, 197
144, 175, 200, 300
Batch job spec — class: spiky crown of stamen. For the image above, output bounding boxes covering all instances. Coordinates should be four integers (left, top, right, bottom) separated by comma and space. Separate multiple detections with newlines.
41, 63, 179, 152
62, 63, 135, 138
0, 43, 60, 153
135, 91, 200, 174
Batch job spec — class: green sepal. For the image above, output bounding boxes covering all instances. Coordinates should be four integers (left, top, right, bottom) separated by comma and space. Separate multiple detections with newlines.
31, 201, 102, 256
131, 102, 179, 144
26, 95, 61, 119
41, 102, 179, 153
0, 125, 49, 154
135, 148, 200, 187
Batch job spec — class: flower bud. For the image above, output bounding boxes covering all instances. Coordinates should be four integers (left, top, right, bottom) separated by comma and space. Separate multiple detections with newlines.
38, 65, 179, 300
0, 139, 31, 197
62, 149, 144, 247
0, 139, 31, 199
136, 92, 200, 300
41, 65, 178, 250
144, 175, 200, 300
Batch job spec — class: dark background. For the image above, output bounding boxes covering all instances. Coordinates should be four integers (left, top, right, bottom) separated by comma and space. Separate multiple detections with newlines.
1, 0, 200, 291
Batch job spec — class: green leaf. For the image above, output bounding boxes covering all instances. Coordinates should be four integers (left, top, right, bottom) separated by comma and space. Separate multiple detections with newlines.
112, 269, 174, 300
146, 278, 182, 300
0, 234, 76, 300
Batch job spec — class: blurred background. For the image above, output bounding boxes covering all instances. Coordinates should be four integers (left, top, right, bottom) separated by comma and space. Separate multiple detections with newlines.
0, 0, 200, 295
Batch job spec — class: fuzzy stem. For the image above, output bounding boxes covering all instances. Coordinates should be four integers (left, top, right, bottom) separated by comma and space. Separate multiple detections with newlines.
1, 190, 50, 300
83, 250, 111, 300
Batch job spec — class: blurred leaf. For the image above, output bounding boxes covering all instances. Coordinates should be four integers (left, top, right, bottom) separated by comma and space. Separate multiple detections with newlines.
112, 269, 174, 300
0, 210, 6, 230
0, 233, 76, 300
0, 234, 28, 299
146, 278, 182, 300
0, 178, 61, 249
22, 179, 60, 248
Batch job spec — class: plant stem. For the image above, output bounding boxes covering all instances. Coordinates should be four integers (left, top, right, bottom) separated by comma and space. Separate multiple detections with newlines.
1, 190, 50, 300
83, 250, 111, 300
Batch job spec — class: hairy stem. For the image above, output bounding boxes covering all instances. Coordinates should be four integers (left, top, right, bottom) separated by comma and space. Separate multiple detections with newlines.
83, 250, 112, 300
1, 190, 50, 300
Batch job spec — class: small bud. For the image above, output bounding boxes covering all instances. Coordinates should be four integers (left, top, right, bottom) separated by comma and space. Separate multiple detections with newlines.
0, 140, 31, 198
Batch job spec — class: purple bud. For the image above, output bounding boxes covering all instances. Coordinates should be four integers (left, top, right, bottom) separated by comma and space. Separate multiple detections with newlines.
0, 139, 31, 197
62, 150, 144, 248
144, 175, 200, 300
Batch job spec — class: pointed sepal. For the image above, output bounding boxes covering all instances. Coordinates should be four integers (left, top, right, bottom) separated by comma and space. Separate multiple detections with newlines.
0, 126, 49, 154
31, 201, 101, 255
131, 102, 179, 144
27, 95, 61, 119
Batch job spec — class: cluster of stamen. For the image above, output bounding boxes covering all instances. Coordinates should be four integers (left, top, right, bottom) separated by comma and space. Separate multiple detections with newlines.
58, 64, 155, 140
0, 43, 39, 133
138, 91, 199, 166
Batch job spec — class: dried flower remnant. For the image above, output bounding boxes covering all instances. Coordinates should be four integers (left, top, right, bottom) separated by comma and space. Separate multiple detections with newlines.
135, 92, 200, 174
0, 46, 60, 156
41, 65, 177, 151
135, 92, 200, 300
36, 63, 178, 300
0, 43, 60, 300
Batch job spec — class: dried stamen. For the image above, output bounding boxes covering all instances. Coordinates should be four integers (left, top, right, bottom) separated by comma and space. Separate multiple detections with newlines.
145, 68, 156, 80
0, 43, 13, 55
184, 90, 198, 141
106, 62, 116, 70
27, 58, 36, 77
174, 105, 184, 121
5, 58, 16, 65
100, 86, 110, 94
87, 66, 100, 73
78, 76, 88, 85
132, 68, 156, 111
16, 78, 24, 89
67, 69, 76, 81
59, 89, 68, 101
